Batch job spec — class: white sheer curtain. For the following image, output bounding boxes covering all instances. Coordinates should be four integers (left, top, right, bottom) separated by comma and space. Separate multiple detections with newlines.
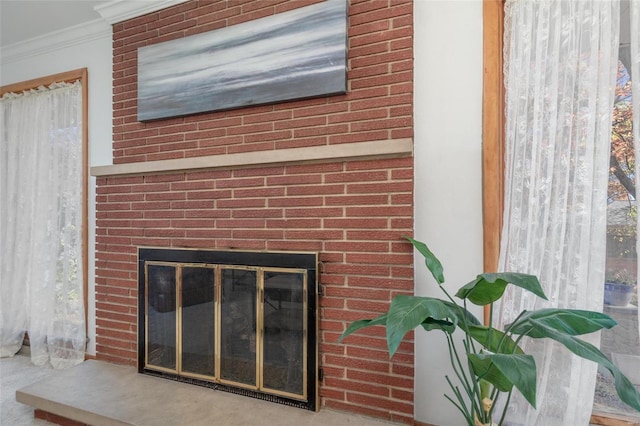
632, 0, 640, 353
498, 1, 620, 424
0, 81, 86, 368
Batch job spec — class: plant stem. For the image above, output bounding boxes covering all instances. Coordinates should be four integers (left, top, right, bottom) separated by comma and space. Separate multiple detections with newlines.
488, 385, 500, 419
463, 299, 479, 354
445, 375, 473, 425
444, 392, 474, 426
439, 285, 458, 306
447, 333, 485, 422
487, 389, 498, 422
512, 327, 532, 349
447, 333, 473, 396
487, 302, 494, 350
497, 310, 528, 352
498, 389, 513, 426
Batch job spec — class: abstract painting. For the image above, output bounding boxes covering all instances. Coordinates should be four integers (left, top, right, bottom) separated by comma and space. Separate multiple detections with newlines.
137, 0, 348, 121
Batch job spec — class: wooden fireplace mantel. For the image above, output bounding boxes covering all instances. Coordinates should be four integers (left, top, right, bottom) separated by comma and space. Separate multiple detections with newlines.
90, 139, 413, 178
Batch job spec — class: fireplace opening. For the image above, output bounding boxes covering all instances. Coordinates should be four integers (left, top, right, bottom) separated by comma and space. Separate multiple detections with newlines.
138, 248, 318, 411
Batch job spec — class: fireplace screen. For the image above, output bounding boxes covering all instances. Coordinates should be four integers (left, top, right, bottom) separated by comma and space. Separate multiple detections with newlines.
138, 248, 318, 411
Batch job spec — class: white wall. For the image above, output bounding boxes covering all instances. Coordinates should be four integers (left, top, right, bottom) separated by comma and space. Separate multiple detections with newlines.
414, 1, 484, 424
1, 21, 114, 356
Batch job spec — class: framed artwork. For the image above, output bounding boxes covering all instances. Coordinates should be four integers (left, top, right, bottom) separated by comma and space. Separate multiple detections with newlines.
137, 0, 348, 121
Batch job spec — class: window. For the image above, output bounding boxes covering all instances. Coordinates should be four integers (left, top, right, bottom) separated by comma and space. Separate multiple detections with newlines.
0, 68, 89, 365
593, 20, 640, 421
483, 1, 639, 423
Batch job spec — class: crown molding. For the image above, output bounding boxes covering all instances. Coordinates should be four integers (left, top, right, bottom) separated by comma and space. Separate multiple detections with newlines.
0, 19, 111, 64
0, 0, 189, 63
95, 0, 190, 25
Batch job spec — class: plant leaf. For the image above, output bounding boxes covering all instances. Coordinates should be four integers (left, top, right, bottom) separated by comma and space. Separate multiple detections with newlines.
421, 317, 456, 333
509, 309, 617, 338
441, 300, 482, 329
386, 295, 462, 356
338, 297, 481, 358
455, 272, 546, 306
455, 276, 506, 305
338, 313, 387, 343
528, 320, 640, 412
468, 353, 513, 393
470, 353, 538, 407
467, 325, 524, 354
404, 236, 445, 284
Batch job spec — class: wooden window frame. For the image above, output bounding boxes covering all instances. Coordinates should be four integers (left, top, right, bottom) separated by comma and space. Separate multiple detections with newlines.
482, 2, 637, 424
482, 0, 504, 321
1, 68, 90, 348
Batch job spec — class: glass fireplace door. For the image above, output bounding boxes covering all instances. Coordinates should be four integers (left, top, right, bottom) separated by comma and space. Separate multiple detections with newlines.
180, 265, 216, 378
218, 267, 258, 388
146, 263, 178, 372
262, 270, 307, 399
140, 249, 317, 410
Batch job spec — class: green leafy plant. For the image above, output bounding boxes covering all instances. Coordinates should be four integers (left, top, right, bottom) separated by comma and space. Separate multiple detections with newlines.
338, 237, 640, 426
605, 269, 636, 286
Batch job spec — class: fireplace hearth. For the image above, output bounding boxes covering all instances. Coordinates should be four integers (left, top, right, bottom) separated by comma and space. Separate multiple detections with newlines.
138, 248, 318, 410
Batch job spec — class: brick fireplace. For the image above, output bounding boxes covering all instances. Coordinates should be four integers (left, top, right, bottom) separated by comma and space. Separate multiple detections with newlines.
93, 0, 415, 423
138, 247, 320, 410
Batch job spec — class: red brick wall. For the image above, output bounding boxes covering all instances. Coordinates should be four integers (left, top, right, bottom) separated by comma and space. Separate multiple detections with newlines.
96, 0, 414, 423
112, 0, 412, 164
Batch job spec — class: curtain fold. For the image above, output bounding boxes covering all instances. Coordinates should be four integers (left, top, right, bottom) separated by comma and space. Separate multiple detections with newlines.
0, 81, 85, 368
498, 1, 620, 424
